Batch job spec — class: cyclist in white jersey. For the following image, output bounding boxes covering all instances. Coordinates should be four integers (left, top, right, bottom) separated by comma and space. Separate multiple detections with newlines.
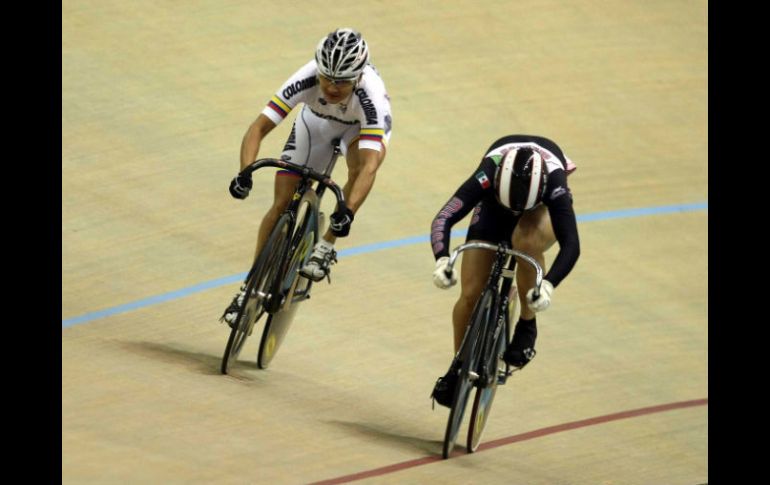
222, 28, 392, 326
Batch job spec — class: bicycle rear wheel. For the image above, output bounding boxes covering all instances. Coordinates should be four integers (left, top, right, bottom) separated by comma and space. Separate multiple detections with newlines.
220, 214, 290, 374
442, 289, 494, 459
257, 191, 319, 369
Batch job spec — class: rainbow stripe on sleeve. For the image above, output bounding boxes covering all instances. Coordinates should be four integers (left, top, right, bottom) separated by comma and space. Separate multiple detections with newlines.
267, 96, 291, 118
359, 128, 384, 142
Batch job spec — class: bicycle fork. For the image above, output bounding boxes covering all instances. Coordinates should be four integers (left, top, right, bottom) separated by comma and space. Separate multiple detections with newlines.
479, 311, 510, 387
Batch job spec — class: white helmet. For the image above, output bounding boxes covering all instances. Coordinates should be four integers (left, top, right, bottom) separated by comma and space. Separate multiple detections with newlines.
315, 28, 369, 81
494, 147, 548, 214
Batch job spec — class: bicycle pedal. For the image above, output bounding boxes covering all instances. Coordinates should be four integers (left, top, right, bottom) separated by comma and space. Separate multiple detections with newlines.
468, 371, 479, 381
497, 367, 514, 382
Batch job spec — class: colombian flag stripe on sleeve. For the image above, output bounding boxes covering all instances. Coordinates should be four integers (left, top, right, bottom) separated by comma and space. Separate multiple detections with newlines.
359, 128, 384, 141
267, 96, 291, 118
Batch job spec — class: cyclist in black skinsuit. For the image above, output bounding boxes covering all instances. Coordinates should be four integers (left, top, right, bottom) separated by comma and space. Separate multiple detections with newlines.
429, 134, 581, 407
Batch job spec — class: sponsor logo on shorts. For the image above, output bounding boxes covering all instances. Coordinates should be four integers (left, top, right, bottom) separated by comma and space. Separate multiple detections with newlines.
550, 186, 569, 200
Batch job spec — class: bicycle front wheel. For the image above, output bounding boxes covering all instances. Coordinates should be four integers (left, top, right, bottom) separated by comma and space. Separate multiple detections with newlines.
468, 281, 516, 451
220, 213, 290, 375
257, 190, 319, 369
467, 380, 498, 452
467, 342, 505, 452
442, 289, 495, 459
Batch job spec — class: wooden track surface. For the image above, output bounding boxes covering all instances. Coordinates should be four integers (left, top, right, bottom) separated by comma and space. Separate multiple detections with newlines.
63, 1, 707, 483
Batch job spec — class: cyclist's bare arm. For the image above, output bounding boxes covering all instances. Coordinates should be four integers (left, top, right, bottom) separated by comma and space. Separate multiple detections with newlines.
240, 114, 277, 171
345, 147, 383, 213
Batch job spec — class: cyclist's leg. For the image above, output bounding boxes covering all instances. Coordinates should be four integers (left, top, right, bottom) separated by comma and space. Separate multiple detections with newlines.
433, 247, 496, 408
255, 106, 340, 258
504, 205, 557, 366
223, 117, 308, 323
255, 173, 300, 259
451, 202, 518, 349
301, 120, 383, 281
511, 205, 556, 320
432, 248, 491, 408
453, 247, 494, 352
222, 177, 296, 326
432, 202, 514, 406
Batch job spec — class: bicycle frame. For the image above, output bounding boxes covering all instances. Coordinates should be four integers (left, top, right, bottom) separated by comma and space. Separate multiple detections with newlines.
240, 156, 347, 314
447, 241, 543, 385
221, 147, 348, 373
440, 241, 544, 458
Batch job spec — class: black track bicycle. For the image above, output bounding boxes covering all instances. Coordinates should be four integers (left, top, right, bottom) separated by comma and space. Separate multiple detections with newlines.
439, 241, 544, 458
220, 148, 346, 374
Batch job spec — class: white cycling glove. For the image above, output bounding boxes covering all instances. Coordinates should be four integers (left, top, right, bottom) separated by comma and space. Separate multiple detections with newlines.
526, 280, 554, 312
432, 256, 458, 289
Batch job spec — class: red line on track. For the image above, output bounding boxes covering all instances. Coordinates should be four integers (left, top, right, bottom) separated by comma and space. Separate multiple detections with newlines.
308, 398, 707, 485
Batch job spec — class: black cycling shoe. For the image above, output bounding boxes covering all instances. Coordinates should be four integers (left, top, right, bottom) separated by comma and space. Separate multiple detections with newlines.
503, 318, 537, 368
431, 365, 459, 408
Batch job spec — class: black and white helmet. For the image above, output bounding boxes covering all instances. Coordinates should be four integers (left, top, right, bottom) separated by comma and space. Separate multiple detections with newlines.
494, 147, 548, 214
315, 28, 369, 81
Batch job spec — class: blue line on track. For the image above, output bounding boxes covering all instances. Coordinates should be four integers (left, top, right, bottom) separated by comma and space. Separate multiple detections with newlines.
62, 201, 707, 328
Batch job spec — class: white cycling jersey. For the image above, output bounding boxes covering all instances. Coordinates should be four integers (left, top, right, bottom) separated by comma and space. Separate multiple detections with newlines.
261, 60, 392, 172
